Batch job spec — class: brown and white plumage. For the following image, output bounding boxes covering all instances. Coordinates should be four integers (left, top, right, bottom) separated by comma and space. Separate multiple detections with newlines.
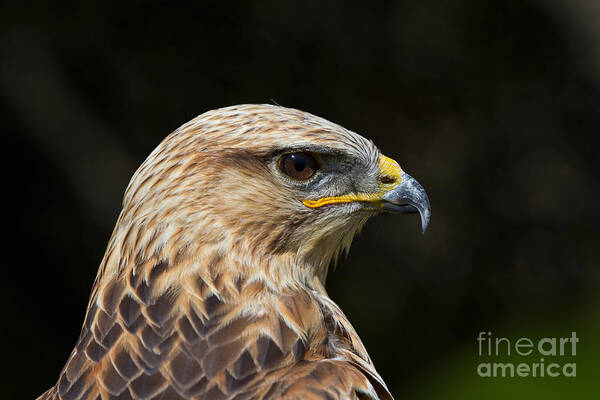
38, 104, 430, 400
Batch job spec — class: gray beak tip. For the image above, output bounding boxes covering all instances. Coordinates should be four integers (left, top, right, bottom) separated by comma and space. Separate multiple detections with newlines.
381, 172, 431, 234
421, 210, 431, 234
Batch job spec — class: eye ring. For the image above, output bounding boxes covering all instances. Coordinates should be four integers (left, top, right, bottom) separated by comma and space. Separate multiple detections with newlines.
278, 152, 319, 181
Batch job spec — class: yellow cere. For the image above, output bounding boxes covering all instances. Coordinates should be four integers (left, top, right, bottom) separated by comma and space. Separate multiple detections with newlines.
377, 155, 403, 190
302, 155, 403, 208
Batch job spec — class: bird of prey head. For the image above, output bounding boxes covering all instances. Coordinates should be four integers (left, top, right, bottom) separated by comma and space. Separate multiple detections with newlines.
39, 105, 430, 400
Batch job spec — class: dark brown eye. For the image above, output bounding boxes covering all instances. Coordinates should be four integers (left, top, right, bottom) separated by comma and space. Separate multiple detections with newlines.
279, 152, 319, 180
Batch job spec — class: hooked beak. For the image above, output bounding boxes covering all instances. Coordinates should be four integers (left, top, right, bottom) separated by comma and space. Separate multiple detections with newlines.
381, 172, 431, 233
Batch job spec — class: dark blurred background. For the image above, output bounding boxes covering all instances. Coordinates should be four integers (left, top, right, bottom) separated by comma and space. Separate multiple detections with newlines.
2, 1, 599, 398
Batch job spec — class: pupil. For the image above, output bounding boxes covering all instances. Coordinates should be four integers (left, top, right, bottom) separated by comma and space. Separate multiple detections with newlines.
294, 158, 306, 171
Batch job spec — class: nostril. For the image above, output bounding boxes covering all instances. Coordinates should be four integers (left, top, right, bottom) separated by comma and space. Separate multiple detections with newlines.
379, 176, 396, 184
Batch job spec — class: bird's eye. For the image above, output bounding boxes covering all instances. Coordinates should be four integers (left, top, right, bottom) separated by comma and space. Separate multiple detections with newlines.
279, 152, 319, 180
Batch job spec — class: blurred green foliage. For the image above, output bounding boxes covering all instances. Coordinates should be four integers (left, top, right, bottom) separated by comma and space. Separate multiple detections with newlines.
399, 298, 600, 399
